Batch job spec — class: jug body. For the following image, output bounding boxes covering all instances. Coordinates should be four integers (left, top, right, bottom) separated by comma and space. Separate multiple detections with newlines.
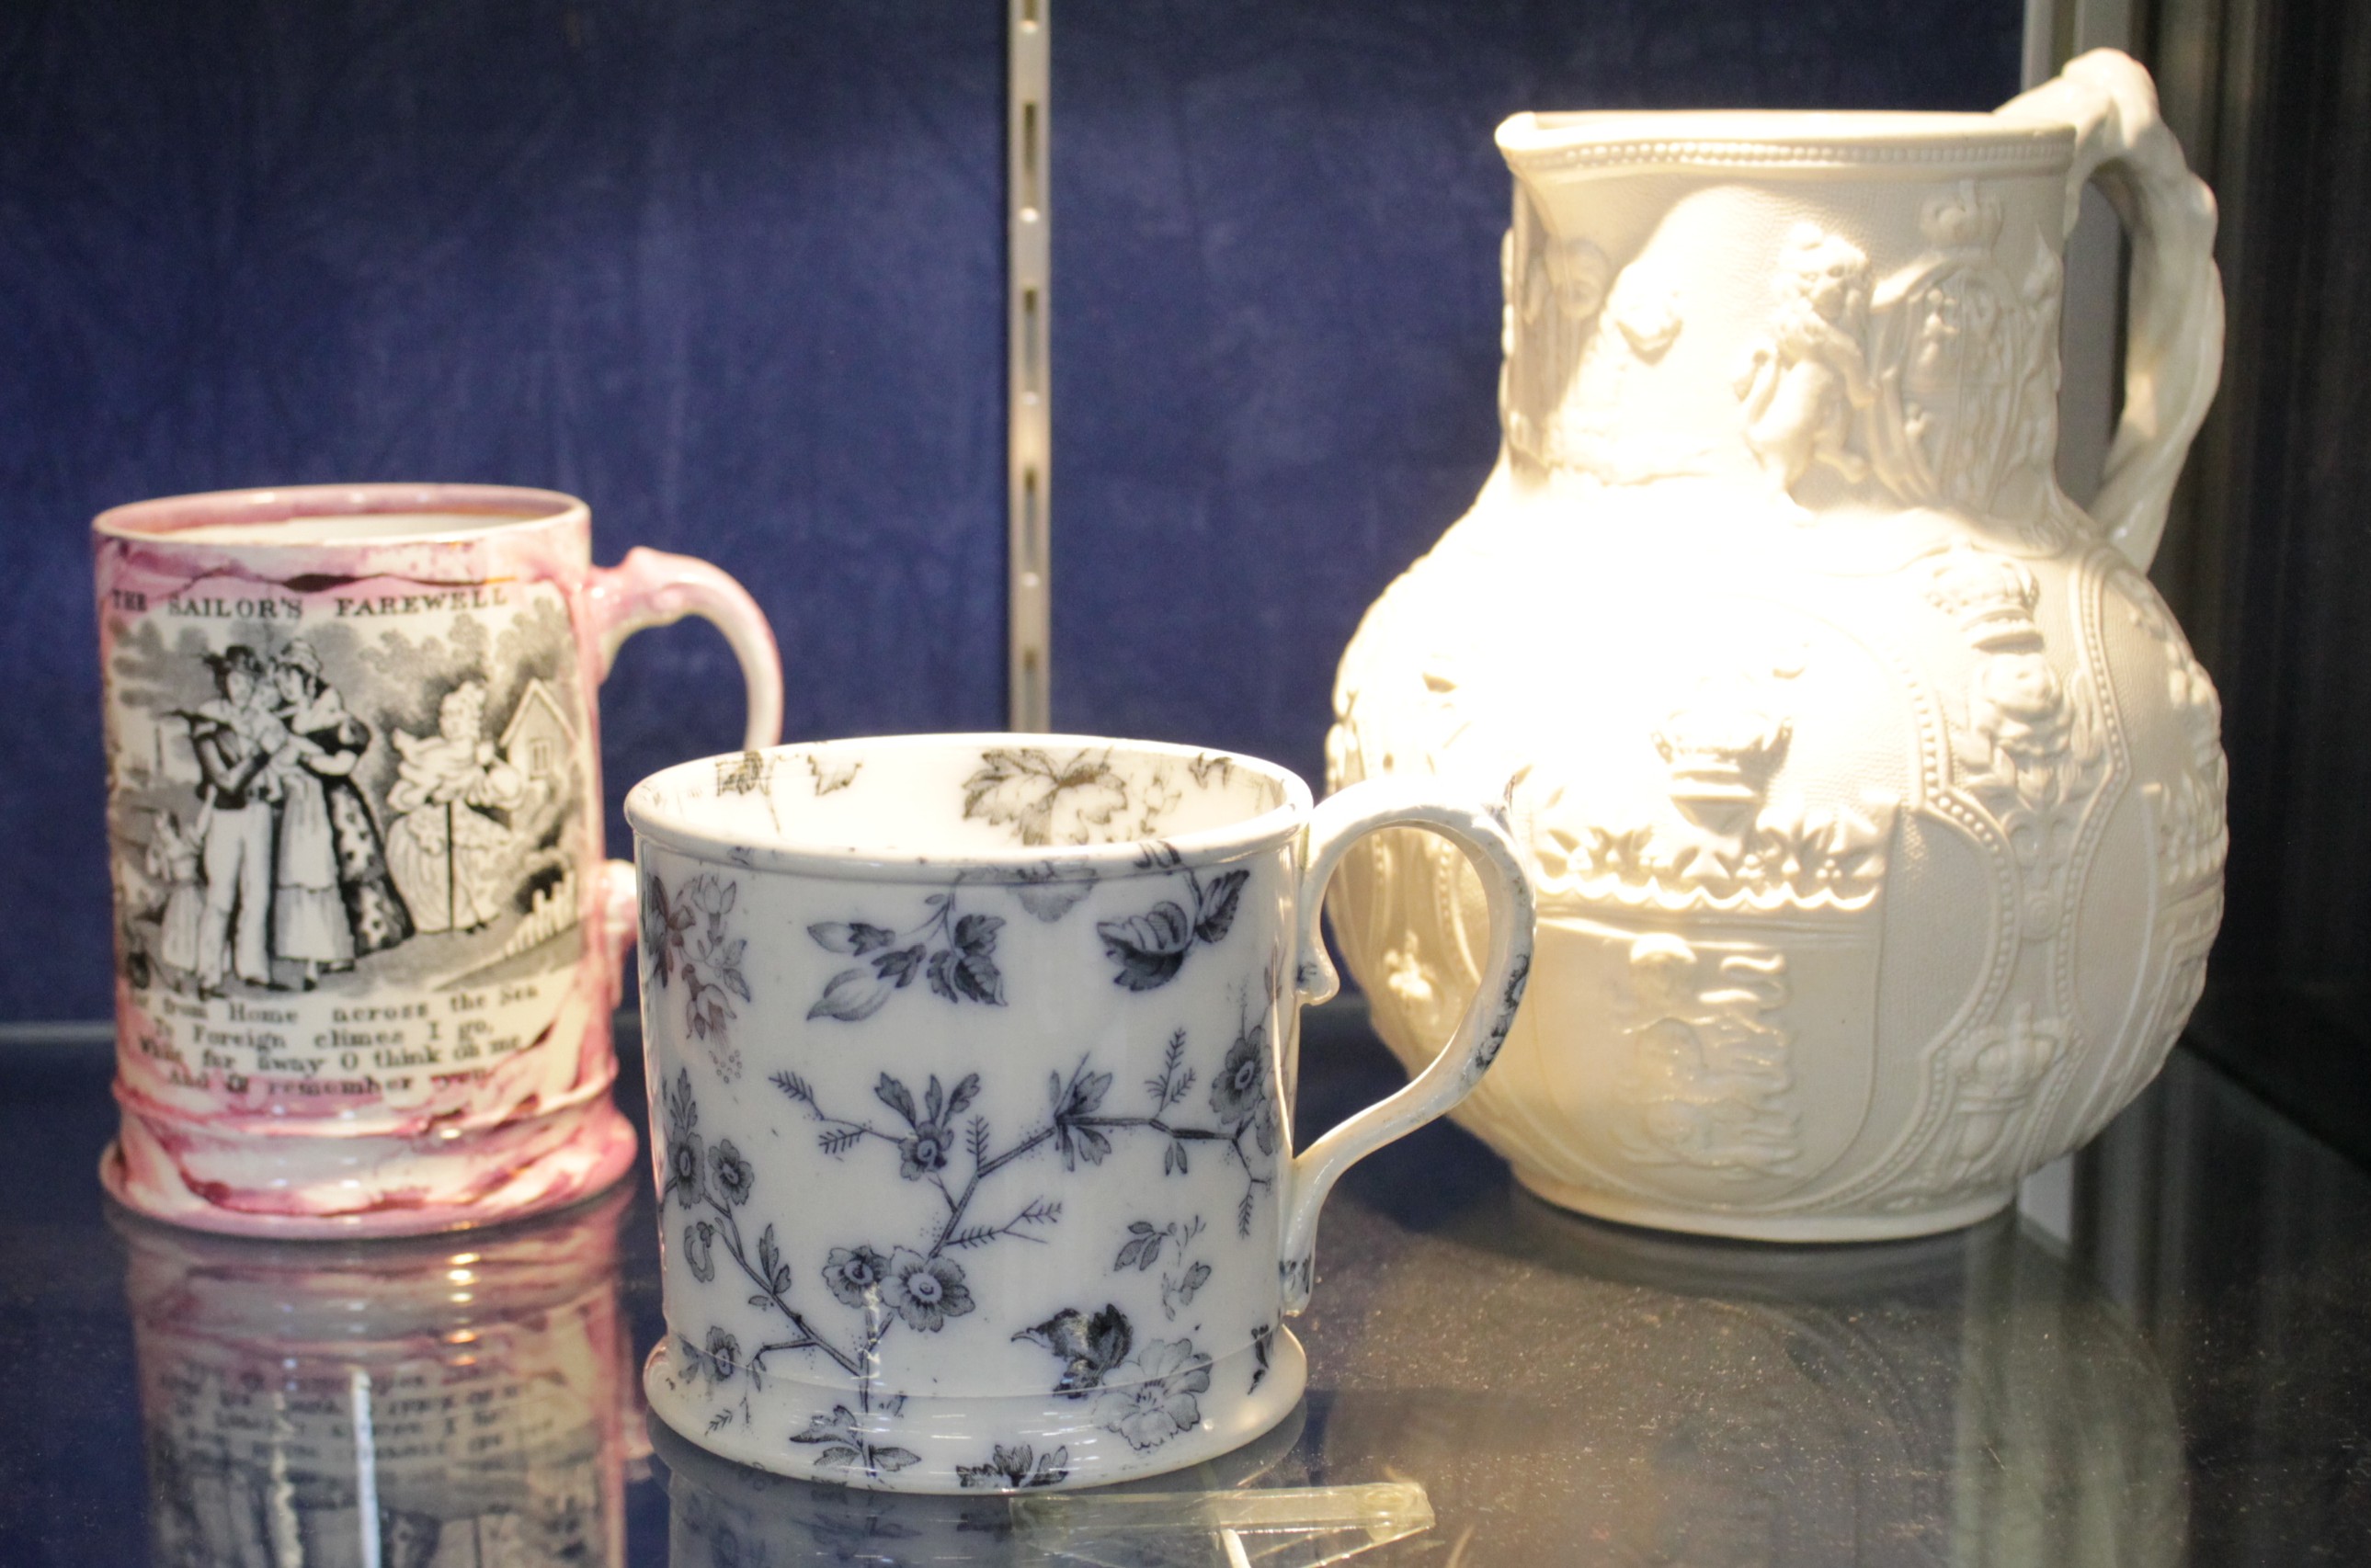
1328, 54, 2226, 1240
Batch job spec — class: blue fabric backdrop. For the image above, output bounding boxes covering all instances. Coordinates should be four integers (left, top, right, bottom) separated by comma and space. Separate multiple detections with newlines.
0, 0, 2017, 1019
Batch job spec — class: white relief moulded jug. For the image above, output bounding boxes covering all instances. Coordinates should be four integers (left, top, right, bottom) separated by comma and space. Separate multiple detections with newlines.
1327, 51, 2227, 1240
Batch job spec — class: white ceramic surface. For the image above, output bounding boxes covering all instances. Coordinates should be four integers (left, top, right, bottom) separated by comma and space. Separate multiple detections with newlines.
1328, 51, 2226, 1240
624, 735, 1533, 1492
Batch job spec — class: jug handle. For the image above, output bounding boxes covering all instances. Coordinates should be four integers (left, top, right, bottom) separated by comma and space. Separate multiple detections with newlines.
2001, 49, 2224, 573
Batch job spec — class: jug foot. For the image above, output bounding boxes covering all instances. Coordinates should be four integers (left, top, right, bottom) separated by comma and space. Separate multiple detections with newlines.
1510, 1166, 2016, 1243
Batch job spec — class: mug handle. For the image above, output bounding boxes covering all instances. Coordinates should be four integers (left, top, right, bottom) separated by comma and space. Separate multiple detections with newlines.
2001, 49, 2225, 573
583, 547, 786, 965
1276, 778, 1535, 1312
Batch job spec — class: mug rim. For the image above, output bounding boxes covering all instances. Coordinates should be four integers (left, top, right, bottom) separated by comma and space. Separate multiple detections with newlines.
92, 482, 587, 546
625, 733, 1314, 879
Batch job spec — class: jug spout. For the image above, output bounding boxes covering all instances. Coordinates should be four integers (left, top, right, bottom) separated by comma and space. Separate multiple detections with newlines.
1493, 107, 2080, 524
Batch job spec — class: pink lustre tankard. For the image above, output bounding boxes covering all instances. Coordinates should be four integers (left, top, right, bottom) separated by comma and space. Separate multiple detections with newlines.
94, 483, 782, 1236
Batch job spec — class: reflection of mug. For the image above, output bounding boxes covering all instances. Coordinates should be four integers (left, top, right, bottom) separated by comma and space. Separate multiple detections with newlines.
118, 1186, 637, 1568
95, 484, 781, 1235
654, 1400, 1314, 1567
626, 736, 1533, 1492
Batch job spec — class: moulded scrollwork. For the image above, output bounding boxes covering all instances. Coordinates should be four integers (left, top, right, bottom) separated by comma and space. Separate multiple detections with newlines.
1329, 52, 2226, 1240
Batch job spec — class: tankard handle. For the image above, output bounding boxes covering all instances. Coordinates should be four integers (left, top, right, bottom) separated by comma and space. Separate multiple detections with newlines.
2001, 49, 2225, 572
584, 548, 785, 971
1276, 779, 1535, 1312
584, 546, 785, 749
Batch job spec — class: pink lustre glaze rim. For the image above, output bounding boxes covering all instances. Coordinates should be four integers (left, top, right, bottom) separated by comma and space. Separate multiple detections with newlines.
93, 482, 586, 548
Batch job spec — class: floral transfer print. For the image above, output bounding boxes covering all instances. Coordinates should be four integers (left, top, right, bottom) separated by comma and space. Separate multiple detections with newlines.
807, 892, 1005, 1021
956, 1443, 1070, 1490
1472, 952, 1533, 1076
656, 1007, 1282, 1478
790, 1403, 919, 1478
1097, 860, 1249, 992
1014, 1304, 1135, 1397
1016, 1305, 1214, 1452
962, 746, 1180, 846
808, 753, 861, 795
644, 873, 752, 1079
1096, 1337, 1215, 1451
714, 750, 775, 797
1006, 861, 1100, 923
1114, 1215, 1212, 1320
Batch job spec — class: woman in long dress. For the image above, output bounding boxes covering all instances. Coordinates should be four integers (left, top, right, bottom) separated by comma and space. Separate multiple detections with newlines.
271, 644, 413, 965
383, 681, 527, 935
264, 651, 353, 986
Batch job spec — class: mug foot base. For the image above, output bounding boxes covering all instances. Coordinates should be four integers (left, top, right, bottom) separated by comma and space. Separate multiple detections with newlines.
1510, 1167, 2017, 1243
98, 1099, 640, 1240
644, 1326, 1308, 1494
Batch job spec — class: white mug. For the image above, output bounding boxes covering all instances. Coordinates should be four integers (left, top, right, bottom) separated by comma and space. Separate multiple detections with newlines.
624, 735, 1533, 1492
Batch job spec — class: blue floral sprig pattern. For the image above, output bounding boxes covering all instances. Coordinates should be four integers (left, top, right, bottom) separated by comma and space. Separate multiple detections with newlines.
807, 892, 1006, 1021
644, 874, 752, 1079
1015, 1305, 1215, 1452
1097, 859, 1250, 992
790, 1403, 919, 1477
657, 1010, 1281, 1479
956, 1443, 1071, 1490
1114, 1214, 1211, 1320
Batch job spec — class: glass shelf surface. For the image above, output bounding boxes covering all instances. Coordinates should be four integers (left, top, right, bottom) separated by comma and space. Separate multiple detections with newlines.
1, 1003, 2363, 1565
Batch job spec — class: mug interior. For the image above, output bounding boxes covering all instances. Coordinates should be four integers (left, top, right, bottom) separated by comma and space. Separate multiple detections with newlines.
92, 483, 581, 546
626, 735, 1306, 870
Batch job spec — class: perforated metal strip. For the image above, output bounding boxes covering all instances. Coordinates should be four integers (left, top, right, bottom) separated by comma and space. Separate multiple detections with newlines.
1008, 0, 1052, 731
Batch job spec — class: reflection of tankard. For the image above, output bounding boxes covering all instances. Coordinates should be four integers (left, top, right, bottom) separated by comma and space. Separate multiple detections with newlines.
118, 1187, 635, 1566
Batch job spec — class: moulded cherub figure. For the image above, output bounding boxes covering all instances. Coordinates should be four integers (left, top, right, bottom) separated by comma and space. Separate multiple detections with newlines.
1734, 224, 1876, 492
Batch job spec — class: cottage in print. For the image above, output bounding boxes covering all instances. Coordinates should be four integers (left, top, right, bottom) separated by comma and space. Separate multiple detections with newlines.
111, 608, 587, 999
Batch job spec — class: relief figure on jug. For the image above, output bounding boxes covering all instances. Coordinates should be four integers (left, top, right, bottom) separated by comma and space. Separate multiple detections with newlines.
1328, 51, 2229, 1239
